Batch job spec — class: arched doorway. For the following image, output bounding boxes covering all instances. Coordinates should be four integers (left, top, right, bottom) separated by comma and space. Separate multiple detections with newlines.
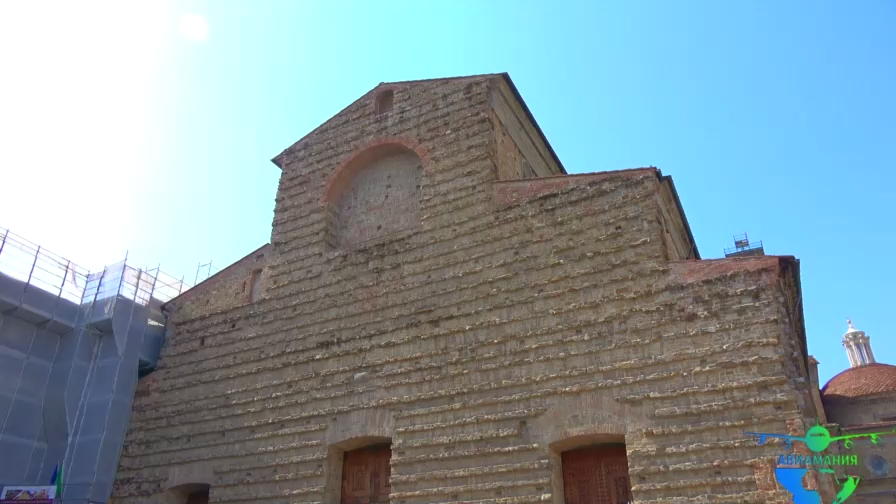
167, 483, 210, 504
340, 443, 392, 504
561, 444, 633, 504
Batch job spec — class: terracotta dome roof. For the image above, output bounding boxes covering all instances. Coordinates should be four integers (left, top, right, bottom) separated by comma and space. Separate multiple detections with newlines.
821, 363, 896, 402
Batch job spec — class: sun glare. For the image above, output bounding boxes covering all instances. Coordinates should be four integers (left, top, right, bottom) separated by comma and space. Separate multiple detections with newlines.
180, 14, 209, 41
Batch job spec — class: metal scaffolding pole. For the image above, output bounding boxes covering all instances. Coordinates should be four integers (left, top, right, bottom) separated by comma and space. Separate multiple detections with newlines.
117, 251, 130, 297
151, 263, 161, 300
25, 245, 41, 289
0, 228, 8, 257
59, 260, 72, 298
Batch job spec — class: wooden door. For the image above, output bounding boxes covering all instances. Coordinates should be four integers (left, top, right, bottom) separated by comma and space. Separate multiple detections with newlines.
185, 487, 210, 504
186, 491, 209, 504
341, 444, 392, 504
562, 445, 633, 504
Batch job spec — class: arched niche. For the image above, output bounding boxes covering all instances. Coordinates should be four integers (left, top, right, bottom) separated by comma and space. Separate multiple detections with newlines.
324, 142, 424, 249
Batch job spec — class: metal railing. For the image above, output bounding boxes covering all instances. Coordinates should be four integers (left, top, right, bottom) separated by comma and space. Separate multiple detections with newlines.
0, 227, 89, 304
0, 227, 214, 307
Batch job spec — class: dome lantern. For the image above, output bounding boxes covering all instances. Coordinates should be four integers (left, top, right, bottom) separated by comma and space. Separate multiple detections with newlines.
843, 319, 876, 368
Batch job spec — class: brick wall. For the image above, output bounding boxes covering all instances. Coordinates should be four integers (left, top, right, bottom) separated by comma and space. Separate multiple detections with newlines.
656, 178, 696, 260
491, 107, 525, 181
488, 76, 564, 178
113, 74, 816, 504
162, 245, 268, 323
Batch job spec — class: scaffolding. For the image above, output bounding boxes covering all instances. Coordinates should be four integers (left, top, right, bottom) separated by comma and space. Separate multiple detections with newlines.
723, 233, 765, 258
0, 226, 225, 503
194, 260, 221, 286
0, 226, 217, 307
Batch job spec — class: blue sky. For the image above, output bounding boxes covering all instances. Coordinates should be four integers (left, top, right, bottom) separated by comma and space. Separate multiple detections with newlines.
0, 0, 893, 384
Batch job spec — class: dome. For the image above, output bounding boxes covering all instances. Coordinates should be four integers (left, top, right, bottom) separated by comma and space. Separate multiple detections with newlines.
821, 363, 896, 402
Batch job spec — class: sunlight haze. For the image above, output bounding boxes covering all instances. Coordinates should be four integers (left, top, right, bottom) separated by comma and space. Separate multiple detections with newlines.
180, 14, 209, 41
0, 0, 893, 385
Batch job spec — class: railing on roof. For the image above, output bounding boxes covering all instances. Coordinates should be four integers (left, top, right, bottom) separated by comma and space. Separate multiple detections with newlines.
0, 227, 213, 307
0, 227, 89, 303
723, 233, 764, 257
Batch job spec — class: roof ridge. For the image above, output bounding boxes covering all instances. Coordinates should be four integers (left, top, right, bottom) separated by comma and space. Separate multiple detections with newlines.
379, 73, 505, 87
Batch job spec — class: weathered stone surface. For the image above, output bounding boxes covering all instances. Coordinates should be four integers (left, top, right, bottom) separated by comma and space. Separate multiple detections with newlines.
112, 74, 820, 504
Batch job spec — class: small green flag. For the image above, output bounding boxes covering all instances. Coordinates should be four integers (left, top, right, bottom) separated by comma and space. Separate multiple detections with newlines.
55, 461, 63, 498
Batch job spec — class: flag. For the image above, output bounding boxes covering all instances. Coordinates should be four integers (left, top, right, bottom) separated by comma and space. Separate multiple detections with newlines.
49, 463, 58, 485
53, 461, 63, 497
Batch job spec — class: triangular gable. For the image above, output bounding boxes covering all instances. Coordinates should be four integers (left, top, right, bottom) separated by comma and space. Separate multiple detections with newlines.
271, 74, 500, 169
270, 72, 566, 175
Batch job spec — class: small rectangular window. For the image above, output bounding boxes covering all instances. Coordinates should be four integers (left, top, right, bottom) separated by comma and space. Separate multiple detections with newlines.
375, 90, 394, 114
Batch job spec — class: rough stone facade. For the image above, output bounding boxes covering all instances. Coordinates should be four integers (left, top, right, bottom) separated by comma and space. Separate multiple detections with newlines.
111, 74, 823, 503
165, 244, 269, 322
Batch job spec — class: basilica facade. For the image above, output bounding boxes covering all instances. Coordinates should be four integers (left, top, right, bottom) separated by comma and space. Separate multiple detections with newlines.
111, 73, 826, 504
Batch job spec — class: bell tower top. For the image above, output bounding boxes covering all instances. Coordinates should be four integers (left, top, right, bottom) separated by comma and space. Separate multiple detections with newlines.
843, 319, 876, 368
